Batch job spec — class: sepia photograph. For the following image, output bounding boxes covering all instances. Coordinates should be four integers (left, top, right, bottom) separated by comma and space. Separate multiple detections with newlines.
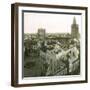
24, 12, 81, 77
11, 3, 87, 87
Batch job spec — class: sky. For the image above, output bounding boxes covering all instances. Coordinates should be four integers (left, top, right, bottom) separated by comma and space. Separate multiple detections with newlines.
24, 12, 81, 34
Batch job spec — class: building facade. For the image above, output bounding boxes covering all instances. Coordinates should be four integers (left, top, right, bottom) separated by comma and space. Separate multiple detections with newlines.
39, 41, 80, 76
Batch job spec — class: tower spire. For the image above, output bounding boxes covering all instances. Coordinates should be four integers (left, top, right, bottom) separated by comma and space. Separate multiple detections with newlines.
73, 17, 76, 24
71, 17, 79, 39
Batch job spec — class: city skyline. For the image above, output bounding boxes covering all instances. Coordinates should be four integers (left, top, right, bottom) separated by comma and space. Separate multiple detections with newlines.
24, 13, 81, 34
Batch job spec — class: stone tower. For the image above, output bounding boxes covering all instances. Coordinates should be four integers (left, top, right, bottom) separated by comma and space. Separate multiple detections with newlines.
37, 28, 46, 41
71, 17, 79, 39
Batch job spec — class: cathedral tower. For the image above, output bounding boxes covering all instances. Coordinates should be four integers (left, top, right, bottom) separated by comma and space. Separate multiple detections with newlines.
71, 17, 79, 39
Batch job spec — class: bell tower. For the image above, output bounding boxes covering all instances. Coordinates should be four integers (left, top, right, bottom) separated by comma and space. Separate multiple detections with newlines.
71, 17, 79, 39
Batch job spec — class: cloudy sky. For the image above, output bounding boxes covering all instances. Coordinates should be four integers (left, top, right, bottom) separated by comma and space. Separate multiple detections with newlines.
24, 12, 81, 34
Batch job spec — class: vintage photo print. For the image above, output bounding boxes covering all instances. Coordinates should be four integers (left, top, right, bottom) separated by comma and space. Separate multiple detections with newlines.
23, 11, 81, 77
